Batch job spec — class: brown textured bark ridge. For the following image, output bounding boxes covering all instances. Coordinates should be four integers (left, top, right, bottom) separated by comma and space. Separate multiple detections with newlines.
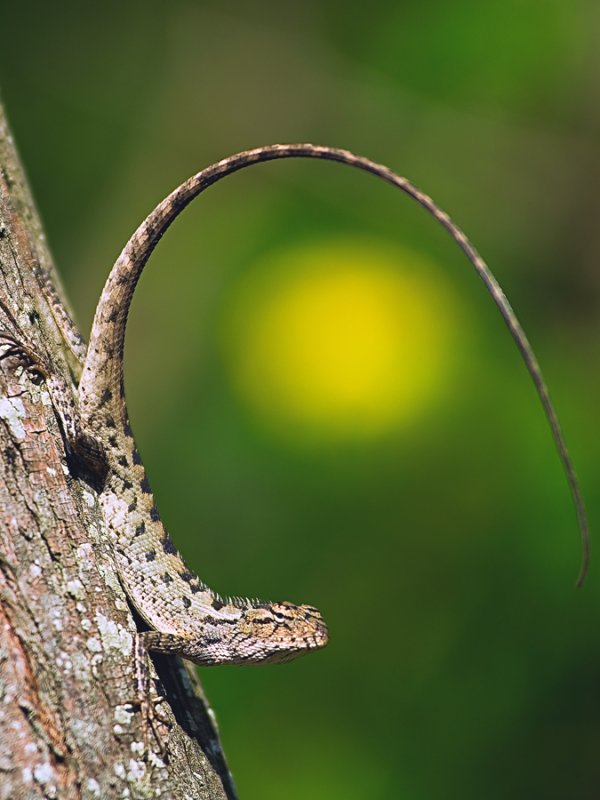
0, 100, 236, 800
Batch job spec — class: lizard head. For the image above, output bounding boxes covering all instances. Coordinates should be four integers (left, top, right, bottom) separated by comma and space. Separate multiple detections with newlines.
142, 599, 328, 667
233, 601, 329, 664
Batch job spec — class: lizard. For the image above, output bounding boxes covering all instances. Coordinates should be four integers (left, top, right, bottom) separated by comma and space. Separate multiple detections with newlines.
6, 144, 590, 715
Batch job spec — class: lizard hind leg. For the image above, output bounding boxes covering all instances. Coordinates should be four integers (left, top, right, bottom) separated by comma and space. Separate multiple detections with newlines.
0, 330, 106, 480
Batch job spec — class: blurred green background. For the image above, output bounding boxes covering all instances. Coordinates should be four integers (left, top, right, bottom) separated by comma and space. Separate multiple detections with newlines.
2, 2, 600, 797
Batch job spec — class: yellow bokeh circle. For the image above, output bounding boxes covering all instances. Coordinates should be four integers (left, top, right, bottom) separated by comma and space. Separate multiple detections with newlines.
221, 240, 461, 442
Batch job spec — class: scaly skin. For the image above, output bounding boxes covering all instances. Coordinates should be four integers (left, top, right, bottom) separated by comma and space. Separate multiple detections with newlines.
74, 144, 589, 668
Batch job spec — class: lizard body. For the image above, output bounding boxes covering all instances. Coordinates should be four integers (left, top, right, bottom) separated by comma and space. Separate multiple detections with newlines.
69, 144, 588, 665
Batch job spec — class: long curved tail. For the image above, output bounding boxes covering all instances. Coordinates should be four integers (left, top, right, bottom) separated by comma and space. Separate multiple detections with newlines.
77, 143, 590, 586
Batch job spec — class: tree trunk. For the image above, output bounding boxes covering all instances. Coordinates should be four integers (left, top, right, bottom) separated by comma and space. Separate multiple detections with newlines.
0, 101, 236, 799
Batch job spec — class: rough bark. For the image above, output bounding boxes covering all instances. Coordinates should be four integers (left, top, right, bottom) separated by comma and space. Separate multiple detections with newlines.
0, 102, 236, 799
